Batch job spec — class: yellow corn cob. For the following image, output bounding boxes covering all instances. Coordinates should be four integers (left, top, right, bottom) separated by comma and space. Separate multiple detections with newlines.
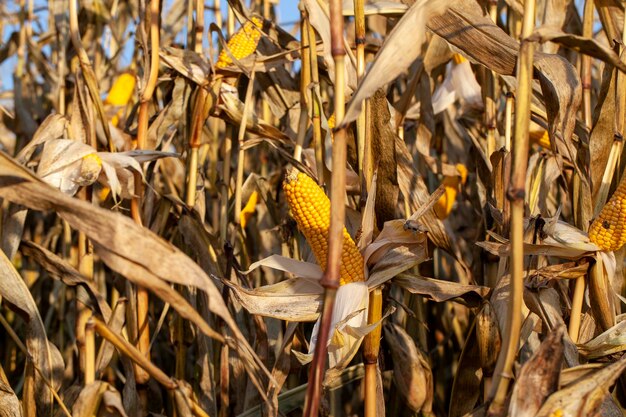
283, 168, 364, 285
589, 177, 626, 251
240, 190, 259, 229
105, 73, 136, 106
530, 130, 551, 149
434, 163, 468, 220
216, 17, 263, 69
327, 113, 336, 130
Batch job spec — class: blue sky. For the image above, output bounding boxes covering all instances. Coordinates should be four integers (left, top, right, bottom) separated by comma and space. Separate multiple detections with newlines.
0, 1, 300, 108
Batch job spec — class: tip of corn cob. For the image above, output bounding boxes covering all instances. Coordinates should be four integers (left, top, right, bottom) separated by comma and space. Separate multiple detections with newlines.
283, 168, 365, 285
434, 163, 467, 220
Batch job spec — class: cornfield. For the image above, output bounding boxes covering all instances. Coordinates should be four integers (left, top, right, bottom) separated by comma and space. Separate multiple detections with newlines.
3, 0, 626, 415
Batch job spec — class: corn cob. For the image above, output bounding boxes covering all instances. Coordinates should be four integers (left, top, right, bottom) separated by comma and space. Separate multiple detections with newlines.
216, 17, 263, 69
105, 73, 136, 106
529, 130, 551, 149
283, 168, 364, 285
589, 177, 626, 251
434, 163, 468, 220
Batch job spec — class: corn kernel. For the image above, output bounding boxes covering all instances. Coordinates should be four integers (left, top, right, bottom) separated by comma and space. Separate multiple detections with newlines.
283, 168, 364, 285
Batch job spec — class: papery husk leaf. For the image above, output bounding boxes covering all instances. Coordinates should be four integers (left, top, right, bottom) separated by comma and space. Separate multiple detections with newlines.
224, 278, 323, 322
36, 139, 97, 195
15, 113, 68, 163
475, 301, 501, 374
310, 283, 369, 370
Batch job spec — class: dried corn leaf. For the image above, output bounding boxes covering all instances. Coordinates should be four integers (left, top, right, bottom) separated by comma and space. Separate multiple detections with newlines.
394, 273, 489, 306
0, 151, 271, 398
20, 240, 112, 320
0, 247, 62, 414
225, 277, 323, 322
341, 0, 451, 126
529, 28, 626, 72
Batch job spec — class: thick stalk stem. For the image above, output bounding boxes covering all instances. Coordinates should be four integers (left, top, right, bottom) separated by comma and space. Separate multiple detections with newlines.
136, 0, 160, 150
307, 21, 324, 184
85, 318, 95, 384
490, 0, 536, 408
354, 0, 366, 181
234, 71, 256, 226
294, 9, 312, 161
303, 0, 346, 414
68, 0, 113, 150
363, 288, 383, 417
133, 0, 161, 386
570, 0, 595, 343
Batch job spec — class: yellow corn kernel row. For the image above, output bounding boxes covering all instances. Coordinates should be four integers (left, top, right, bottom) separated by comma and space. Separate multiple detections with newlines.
589, 177, 626, 251
216, 17, 263, 69
283, 168, 365, 285
434, 163, 468, 220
